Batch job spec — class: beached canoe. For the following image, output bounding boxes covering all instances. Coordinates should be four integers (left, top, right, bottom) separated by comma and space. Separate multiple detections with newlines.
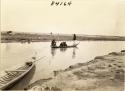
0, 61, 35, 90
51, 43, 79, 48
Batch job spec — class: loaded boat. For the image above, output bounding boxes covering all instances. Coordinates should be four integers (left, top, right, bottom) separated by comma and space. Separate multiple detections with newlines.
0, 61, 35, 90
51, 43, 79, 48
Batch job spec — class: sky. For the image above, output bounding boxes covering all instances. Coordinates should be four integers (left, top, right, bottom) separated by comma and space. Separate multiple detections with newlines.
1, 0, 125, 35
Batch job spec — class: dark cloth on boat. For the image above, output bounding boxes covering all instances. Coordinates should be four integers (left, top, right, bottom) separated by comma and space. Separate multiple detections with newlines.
60, 42, 67, 47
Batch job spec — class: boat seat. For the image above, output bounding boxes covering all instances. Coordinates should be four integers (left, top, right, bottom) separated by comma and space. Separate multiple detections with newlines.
2, 75, 14, 80
0, 80, 5, 83
5, 70, 26, 72
17, 65, 27, 70
5, 71, 24, 77
1, 76, 11, 81
6, 74, 14, 77
5, 72, 17, 77
0, 73, 18, 82
1, 78, 12, 82
0, 79, 8, 84
0, 73, 22, 83
0, 81, 7, 84
0, 84, 3, 86
0, 75, 16, 82
1, 76, 9, 80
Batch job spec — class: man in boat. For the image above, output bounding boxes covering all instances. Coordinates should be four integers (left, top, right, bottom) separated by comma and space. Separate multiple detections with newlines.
51, 39, 56, 47
73, 34, 76, 45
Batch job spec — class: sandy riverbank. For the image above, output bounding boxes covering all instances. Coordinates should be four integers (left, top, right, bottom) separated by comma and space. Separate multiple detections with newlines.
26, 50, 125, 91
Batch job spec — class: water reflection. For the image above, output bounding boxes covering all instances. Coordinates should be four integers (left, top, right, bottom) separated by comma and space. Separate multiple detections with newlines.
72, 48, 76, 59
60, 48, 67, 52
51, 47, 77, 59
51, 48, 57, 57
9, 65, 36, 90
5, 43, 11, 51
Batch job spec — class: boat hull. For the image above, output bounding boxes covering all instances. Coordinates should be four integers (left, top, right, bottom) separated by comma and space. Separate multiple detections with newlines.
51, 43, 79, 48
0, 62, 35, 90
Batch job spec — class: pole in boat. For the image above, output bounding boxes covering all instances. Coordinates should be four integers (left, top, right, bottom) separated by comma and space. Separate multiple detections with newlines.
50, 32, 53, 40
58, 33, 59, 41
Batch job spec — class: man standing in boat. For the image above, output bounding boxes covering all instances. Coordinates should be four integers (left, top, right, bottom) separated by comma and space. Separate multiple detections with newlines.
73, 34, 76, 41
73, 34, 76, 45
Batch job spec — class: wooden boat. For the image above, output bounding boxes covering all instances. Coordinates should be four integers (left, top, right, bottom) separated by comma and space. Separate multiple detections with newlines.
0, 61, 35, 90
51, 43, 79, 48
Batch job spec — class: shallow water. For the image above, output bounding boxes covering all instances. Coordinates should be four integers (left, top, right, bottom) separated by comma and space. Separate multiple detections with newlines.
0, 41, 125, 89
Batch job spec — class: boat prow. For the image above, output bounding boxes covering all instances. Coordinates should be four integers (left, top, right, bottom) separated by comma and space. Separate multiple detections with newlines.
0, 61, 35, 90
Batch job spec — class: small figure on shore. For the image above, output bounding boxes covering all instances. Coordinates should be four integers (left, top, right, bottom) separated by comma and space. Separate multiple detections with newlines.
51, 39, 56, 47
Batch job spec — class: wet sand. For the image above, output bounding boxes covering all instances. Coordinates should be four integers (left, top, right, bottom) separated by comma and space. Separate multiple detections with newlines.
27, 50, 125, 91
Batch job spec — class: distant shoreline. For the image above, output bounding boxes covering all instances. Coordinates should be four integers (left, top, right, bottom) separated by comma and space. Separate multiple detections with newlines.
1, 31, 125, 43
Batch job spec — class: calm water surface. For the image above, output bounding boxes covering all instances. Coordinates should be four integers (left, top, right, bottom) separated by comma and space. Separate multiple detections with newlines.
0, 41, 125, 89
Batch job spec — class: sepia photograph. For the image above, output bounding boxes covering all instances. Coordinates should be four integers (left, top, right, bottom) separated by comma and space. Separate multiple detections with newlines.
0, 0, 125, 91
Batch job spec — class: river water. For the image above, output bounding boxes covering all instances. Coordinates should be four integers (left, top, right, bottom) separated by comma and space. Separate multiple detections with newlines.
0, 41, 125, 89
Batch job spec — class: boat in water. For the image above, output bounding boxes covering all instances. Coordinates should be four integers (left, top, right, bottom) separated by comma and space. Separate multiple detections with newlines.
0, 61, 35, 90
51, 43, 79, 48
